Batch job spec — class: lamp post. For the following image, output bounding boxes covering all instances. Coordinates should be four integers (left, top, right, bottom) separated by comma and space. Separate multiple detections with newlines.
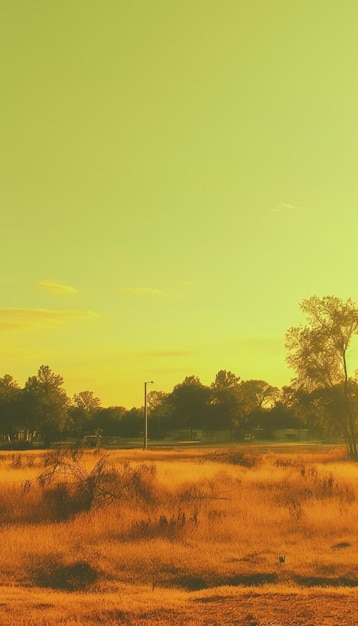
144, 380, 154, 450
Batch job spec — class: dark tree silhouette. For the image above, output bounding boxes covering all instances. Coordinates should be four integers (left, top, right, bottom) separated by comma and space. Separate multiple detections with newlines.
286, 296, 358, 459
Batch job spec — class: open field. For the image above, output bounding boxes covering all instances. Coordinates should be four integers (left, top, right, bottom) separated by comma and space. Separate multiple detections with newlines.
0, 445, 357, 625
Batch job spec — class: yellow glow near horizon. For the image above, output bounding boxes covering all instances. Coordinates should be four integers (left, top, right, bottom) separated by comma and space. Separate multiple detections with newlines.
1, 1, 358, 407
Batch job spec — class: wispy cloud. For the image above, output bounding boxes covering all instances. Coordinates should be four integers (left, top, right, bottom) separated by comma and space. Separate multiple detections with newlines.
273, 202, 303, 213
119, 287, 164, 298
139, 350, 199, 358
0, 308, 97, 331
37, 280, 78, 295
119, 281, 193, 299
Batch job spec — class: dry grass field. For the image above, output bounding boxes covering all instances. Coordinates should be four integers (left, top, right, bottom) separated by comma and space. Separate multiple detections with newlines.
0, 445, 357, 625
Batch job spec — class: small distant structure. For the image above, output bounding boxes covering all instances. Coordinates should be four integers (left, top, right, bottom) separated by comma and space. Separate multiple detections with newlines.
273, 429, 310, 442
174, 429, 232, 443
279, 555, 286, 563
82, 433, 101, 448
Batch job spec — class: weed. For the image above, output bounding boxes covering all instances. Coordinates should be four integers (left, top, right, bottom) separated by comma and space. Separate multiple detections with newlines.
11, 454, 23, 469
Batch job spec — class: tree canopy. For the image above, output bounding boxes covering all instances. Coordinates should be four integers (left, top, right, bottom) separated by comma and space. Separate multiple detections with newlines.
23, 365, 70, 446
285, 296, 358, 458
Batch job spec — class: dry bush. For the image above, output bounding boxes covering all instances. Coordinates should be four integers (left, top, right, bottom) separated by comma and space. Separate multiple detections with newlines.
206, 448, 260, 467
30, 554, 100, 591
267, 460, 356, 520
17, 450, 165, 522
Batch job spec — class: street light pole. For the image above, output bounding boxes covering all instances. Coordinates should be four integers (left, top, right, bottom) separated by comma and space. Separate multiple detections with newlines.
144, 380, 154, 450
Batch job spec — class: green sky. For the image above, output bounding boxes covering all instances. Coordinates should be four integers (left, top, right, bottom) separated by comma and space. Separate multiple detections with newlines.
1, 0, 358, 407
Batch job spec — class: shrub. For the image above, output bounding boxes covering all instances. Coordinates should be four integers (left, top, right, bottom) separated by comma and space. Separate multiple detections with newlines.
207, 449, 260, 467
21, 451, 162, 521
31, 554, 99, 590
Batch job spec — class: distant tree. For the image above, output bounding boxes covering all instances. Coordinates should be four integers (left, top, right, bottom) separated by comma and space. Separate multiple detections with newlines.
147, 390, 171, 437
73, 390, 101, 414
233, 379, 279, 436
169, 376, 210, 436
92, 406, 127, 436
264, 402, 303, 435
71, 390, 101, 435
209, 370, 241, 431
120, 407, 143, 437
238, 379, 279, 414
0, 375, 21, 439
0, 374, 20, 398
23, 365, 70, 446
286, 296, 358, 458
278, 385, 324, 436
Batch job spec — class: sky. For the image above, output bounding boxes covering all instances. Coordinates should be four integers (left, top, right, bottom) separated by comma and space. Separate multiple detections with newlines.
1, 0, 358, 408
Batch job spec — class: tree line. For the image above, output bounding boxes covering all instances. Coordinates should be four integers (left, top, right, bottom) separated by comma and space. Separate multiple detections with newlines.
0, 365, 297, 446
1, 296, 358, 458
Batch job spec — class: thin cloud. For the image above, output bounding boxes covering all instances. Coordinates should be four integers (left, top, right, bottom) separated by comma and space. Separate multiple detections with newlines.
273, 202, 303, 213
0, 308, 97, 331
119, 287, 164, 298
37, 280, 78, 295
120, 282, 193, 299
139, 350, 199, 358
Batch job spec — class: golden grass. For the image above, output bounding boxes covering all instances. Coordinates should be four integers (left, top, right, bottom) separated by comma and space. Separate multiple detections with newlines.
0, 445, 357, 624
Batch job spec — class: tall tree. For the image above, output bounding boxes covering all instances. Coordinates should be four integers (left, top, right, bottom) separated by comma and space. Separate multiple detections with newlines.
23, 365, 70, 446
0, 375, 21, 439
238, 379, 279, 414
234, 379, 279, 436
92, 406, 127, 436
147, 390, 171, 437
71, 390, 101, 435
210, 370, 241, 430
169, 376, 210, 436
286, 296, 358, 459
